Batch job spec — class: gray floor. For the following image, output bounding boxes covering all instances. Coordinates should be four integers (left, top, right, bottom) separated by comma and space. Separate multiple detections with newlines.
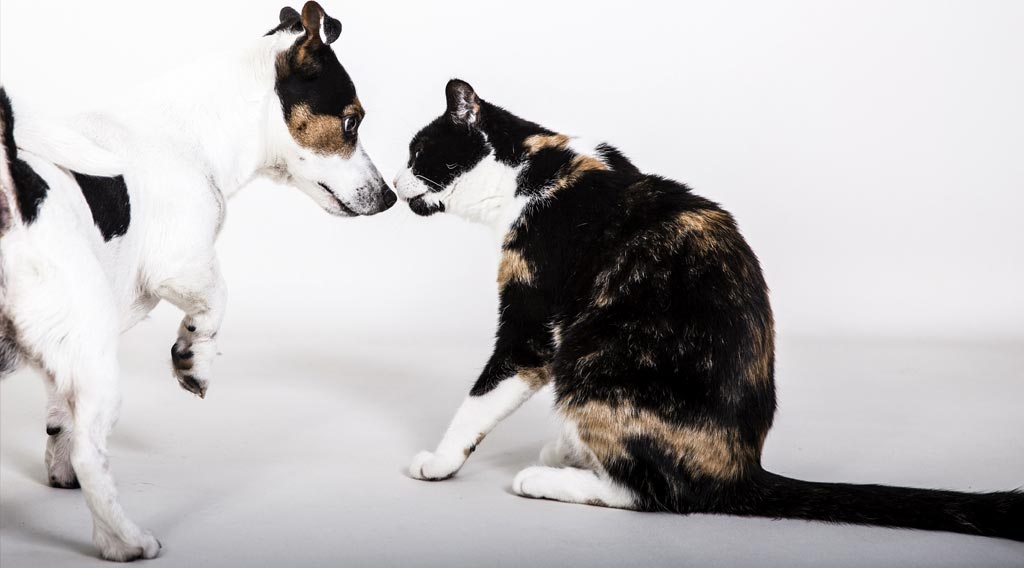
2, 313, 1022, 567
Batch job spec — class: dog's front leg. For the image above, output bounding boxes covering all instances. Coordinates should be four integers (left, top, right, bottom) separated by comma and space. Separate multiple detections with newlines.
156, 258, 226, 398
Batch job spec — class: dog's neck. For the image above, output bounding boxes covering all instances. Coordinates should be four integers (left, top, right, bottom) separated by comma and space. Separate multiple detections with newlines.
118, 32, 298, 200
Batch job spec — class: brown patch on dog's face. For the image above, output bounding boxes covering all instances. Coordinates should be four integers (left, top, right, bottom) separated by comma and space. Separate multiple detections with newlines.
273, 3, 364, 158
523, 133, 570, 155
285, 101, 363, 158
498, 249, 534, 288
562, 400, 756, 482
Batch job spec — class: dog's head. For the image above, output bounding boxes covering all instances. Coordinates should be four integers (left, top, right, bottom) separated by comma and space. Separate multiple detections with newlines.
266, 2, 394, 217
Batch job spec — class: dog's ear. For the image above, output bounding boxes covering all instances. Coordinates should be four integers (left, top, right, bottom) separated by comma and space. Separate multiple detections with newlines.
299, 1, 342, 49
279, 7, 301, 27
284, 1, 342, 71
265, 6, 303, 36
446, 79, 481, 127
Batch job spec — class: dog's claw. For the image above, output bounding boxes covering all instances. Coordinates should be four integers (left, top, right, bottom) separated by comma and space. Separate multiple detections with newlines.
179, 374, 207, 398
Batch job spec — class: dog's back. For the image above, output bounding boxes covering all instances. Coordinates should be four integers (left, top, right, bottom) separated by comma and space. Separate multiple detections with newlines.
1, 87, 18, 235
0, 87, 22, 378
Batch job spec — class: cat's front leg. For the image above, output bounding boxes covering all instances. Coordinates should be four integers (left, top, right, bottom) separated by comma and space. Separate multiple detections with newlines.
409, 349, 551, 481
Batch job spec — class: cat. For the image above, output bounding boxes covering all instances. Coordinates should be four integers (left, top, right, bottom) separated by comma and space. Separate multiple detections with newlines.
391, 79, 1023, 540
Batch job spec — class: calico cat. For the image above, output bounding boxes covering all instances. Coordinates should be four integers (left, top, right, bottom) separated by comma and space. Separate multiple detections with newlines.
393, 79, 1023, 540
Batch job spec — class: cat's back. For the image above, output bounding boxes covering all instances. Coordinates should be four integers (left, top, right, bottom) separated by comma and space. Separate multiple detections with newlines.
554, 172, 775, 418
553, 172, 769, 314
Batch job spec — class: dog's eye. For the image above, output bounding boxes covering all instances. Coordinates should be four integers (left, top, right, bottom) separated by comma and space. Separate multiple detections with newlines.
343, 115, 361, 135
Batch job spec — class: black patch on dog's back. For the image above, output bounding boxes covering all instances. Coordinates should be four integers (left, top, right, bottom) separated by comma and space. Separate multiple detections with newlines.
9, 161, 48, 224
71, 172, 130, 241
1, 88, 15, 167
2, 88, 50, 225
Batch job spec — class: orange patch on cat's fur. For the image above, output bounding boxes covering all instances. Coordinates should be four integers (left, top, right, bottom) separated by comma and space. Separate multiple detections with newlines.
562, 400, 757, 481
519, 365, 552, 389
498, 249, 534, 287
523, 133, 570, 154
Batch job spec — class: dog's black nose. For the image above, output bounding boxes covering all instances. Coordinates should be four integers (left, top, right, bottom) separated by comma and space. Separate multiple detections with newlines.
382, 188, 397, 210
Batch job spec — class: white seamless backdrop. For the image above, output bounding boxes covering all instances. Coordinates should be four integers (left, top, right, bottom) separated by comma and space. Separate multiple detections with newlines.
1, 0, 1021, 340
1, 2, 1023, 568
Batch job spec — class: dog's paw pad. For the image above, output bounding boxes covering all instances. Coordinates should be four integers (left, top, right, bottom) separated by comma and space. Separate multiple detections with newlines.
177, 374, 208, 398
171, 342, 194, 371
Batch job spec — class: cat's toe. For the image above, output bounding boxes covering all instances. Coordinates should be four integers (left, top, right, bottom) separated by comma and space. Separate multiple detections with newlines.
409, 450, 461, 481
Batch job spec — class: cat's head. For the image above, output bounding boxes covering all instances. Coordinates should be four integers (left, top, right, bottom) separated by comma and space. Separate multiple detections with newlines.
393, 80, 561, 223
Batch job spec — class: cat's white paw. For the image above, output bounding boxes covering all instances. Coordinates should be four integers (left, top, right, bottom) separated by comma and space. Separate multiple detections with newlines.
94, 527, 161, 562
409, 450, 463, 481
512, 466, 561, 498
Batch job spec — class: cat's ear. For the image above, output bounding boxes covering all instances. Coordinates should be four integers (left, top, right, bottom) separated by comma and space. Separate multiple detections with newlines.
446, 79, 480, 127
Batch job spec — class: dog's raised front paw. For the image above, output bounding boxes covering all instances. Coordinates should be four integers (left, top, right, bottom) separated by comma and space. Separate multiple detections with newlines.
171, 338, 211, 398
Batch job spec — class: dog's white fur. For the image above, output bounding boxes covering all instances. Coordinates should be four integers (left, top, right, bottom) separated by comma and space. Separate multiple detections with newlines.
0, 22, 385, 561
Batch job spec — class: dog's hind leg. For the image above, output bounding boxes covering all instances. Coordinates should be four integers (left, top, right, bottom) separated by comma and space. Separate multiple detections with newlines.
44, 377, 78, 488
63, 342, 161, 561
156, 257, 226, 399
18, 281, 160, 561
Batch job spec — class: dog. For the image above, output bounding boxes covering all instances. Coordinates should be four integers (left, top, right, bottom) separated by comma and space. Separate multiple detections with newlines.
0, 2, 394, 560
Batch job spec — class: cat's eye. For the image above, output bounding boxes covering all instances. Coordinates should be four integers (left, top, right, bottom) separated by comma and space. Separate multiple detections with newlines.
343, 115, 361, 135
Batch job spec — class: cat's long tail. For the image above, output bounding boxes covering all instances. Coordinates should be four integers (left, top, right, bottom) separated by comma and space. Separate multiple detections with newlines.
720, 468, 1024, 541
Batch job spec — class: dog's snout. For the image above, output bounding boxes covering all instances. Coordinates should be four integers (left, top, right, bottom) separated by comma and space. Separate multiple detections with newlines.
360, 180, 396, 216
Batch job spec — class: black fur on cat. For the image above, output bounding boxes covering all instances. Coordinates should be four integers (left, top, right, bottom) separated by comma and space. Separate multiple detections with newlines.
397, 79, 1023, 541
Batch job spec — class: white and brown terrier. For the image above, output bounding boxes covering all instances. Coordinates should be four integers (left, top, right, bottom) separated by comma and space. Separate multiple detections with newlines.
0, 2, 394, 561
